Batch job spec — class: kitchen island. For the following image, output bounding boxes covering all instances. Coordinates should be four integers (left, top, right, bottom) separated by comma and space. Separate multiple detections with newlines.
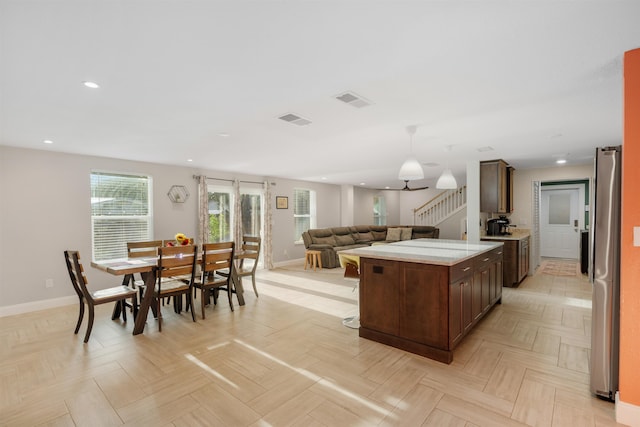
341, 239, 504, 364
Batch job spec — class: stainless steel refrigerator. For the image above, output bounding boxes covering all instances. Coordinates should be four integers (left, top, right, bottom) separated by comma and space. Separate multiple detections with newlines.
590, 146, 621, 401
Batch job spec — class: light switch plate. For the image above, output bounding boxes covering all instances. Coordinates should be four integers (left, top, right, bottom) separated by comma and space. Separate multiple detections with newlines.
634, 227, 640, 247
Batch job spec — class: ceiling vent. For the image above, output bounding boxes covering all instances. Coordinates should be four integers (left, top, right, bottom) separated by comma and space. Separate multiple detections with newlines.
278, 113, 312, 126
335, 91, 372, 108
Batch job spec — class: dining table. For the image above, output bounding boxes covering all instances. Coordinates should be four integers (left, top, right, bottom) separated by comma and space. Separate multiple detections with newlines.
91, 256, 245, 335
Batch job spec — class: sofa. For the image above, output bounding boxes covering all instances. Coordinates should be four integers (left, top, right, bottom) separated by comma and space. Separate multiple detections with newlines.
301, 225, 439, 268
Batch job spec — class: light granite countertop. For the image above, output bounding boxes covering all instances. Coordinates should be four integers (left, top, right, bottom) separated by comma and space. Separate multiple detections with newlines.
481, 229, 531, 241
340, 238, 503, 267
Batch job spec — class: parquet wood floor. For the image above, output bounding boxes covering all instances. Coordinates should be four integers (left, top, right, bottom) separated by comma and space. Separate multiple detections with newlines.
0, 259, 626, 426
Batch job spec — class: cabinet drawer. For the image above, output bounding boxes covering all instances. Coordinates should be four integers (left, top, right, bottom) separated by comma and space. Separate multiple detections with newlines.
474, 252, 493, 271
450, 259, 473, 283
490, 246, 504, 261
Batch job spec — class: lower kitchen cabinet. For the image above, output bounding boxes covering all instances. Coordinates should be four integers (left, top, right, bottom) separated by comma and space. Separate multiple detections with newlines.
482, 235, 529, 287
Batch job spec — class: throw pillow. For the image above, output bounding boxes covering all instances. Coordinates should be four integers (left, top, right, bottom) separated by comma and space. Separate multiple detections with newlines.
386, 227, 402, 241
400, 227, 413, 240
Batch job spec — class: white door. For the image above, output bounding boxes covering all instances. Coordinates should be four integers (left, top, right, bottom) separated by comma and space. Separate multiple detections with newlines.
541, 187, 582, 259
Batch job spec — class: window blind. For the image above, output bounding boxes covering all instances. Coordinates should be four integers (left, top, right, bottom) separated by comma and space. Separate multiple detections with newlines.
91, 172, 152, 261
293, 188, 316, 241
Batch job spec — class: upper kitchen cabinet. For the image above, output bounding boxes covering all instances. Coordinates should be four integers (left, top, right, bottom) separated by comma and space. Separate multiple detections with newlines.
480, 159, 514, 213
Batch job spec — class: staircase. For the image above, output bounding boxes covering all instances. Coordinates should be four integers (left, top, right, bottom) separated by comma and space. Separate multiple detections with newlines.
414, 186, 467, 226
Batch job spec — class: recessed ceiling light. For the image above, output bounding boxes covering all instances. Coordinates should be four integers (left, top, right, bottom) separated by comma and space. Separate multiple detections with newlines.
83, 81, 100, 89
360, 182, 366, 186
218, 133, 230, 137
187, 159, 193, 162
556, 159, 567, 164
321, 177, 327, 180
43, 139, 53, 144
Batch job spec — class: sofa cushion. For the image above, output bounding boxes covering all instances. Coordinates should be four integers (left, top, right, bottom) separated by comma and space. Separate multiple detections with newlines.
386, 227, 402, 242
412, 226, 439, 239
335, 234, 356, 246
371, 230, 387, 240
355, 231, 374, 242
312, 235, 337, 246
400, 227, 413, 240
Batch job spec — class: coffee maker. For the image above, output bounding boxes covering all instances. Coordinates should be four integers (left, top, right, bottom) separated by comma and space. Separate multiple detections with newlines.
487, 215, 511, 236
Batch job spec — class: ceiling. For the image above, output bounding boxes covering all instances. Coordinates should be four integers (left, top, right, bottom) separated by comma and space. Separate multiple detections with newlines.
1, 1, 639, 190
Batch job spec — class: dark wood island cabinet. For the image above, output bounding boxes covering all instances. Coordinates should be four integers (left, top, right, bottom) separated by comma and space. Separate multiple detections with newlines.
482, 233, 529, 287
343, 239, 503, 364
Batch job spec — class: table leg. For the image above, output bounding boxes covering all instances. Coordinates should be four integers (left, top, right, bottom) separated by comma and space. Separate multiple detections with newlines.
133, 270, 157, 335
111, 273, 134, 320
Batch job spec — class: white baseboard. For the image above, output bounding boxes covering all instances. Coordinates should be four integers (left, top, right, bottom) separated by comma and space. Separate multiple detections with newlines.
616, 391, 640, 427
0, 296, 77, 318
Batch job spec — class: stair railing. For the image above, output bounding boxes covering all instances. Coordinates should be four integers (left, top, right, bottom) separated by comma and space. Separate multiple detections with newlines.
414, 186, 467, 226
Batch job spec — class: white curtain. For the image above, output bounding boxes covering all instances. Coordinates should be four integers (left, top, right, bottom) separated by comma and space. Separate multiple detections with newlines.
197, 175, 210, 246
263, 180, 273, 269
233, 179, 243, 248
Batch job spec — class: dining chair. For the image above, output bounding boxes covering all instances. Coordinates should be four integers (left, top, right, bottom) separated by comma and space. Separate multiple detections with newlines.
64, 250, 138, 342
193, 241, 235, 318
231, 235, 261, 297
152, 245, 198, 331
125, 240, 163, 310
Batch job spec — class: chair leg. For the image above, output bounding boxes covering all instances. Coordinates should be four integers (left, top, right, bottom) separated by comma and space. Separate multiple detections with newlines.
201, 288, 206, 320
74, 297, 84, 334
121, 301, 127, 322
157, 298, 162, 332
251, 275, 258, 297
132, 294, 138, 319
188, 291, 196, 323
84, 305, 95, 343
227, 286, 234, 312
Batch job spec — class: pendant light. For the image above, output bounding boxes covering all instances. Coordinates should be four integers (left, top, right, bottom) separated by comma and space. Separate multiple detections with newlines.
398, 125, 424, 181
436, 145, 457, 189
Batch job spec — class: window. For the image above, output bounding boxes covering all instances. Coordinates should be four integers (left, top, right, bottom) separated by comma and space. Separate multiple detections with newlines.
208, 185, 233, 243
207, 183, 264, 245
91, 172, 152, 261
241, 186, 263, 238
373, 195, 387, 225
293, 188, 316, 242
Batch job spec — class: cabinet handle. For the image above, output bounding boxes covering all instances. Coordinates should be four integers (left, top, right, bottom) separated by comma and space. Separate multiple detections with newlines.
496, 251, 503, 255
462, 267, 471, 272
483, 257, 490, 262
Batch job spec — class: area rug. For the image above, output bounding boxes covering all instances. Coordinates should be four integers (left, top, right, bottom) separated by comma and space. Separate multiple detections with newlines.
540, 259, 579, 276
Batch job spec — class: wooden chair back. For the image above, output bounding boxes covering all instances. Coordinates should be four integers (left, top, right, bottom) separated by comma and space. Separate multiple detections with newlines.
238, 235, 261, 270
64, 250, 92, 302
127, 240, 162, 258
157, 245, 197, 280
201, 241, 235, 278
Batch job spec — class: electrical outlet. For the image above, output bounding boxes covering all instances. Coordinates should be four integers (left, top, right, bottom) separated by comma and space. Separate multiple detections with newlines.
45, 278, 54, 288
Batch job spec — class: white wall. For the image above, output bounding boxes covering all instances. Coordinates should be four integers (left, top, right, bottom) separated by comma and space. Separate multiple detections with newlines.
0, 146, 342, 310
511, 164, 593, 230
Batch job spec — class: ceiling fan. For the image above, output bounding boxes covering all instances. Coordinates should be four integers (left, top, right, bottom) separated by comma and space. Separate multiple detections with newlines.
380, 180, 429, 191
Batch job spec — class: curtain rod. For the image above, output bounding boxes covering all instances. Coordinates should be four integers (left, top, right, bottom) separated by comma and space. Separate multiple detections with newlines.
192, 175, 264, 185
